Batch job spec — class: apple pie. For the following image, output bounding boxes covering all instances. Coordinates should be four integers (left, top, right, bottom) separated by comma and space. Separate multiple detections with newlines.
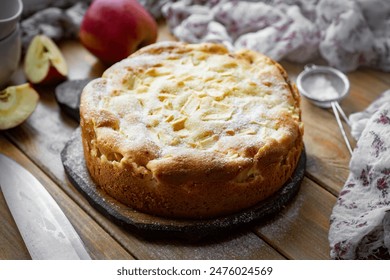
80, 41, 304, 218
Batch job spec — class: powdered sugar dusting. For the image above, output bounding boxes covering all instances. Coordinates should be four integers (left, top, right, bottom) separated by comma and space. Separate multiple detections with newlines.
91, 42, 300, 161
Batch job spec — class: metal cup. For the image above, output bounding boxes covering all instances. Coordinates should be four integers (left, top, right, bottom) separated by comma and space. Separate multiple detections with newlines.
0, 0, 23, 88
0, 0, 23, 40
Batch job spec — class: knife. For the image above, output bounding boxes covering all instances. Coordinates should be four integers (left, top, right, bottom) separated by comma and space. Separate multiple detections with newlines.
0, 153, 91, 260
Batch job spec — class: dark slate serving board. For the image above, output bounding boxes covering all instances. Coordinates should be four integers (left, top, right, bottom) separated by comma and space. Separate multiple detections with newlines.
55, 79, 92, 122
61, 128, 306, 241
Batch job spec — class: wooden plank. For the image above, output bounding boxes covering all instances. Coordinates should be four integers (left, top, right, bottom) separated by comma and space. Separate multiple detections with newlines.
366, 69, 390, 88
5, 89, 79, 188
129, 231, 285, 260
346, 70, 390, 114
0, 189, 31, 260
60, 41, 106, 80
300, 98, 352, 195
0, 136, 133, 260
157, 20, 177, 42
254, 178, 336, 260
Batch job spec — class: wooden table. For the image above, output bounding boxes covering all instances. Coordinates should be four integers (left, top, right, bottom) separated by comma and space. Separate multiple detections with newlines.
1, 24, 390, 260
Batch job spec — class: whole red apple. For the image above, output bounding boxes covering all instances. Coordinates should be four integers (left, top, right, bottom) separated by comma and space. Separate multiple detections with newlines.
79, 0, 158, 65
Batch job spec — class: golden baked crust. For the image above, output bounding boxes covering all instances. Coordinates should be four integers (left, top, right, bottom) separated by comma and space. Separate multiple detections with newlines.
80, 41, 304, 219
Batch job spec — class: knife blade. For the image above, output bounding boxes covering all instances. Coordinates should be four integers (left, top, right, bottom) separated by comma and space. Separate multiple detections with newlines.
0, 153, 91, 260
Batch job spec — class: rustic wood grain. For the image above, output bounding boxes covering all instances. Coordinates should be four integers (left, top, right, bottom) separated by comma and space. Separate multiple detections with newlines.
300, 98, 352, 195
60, 41, 106, 80
254, 178, 336, 260
346, 70, 390, 114
366, 69, 390, 88
69, 192, 285, 260
130, 231, 285, 260
157, 20, 177, 42
0, 189, 31, 260
0, 136, 133, 260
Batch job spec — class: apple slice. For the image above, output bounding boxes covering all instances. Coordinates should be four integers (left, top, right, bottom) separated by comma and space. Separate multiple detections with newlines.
0, 83, 39, 130
24, 35, 68, 85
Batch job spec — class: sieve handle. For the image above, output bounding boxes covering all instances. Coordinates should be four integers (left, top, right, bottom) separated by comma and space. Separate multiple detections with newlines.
334, 102, 351, 127
331, 101, 353, 155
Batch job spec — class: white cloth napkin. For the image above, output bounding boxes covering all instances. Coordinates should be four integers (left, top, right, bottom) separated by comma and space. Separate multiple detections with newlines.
20, 0, 390, 72
329, 90, 390, 259
162, 0, 390, 72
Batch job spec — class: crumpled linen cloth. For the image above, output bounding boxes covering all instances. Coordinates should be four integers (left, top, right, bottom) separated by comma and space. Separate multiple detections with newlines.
20, 0, 390, 72
329, 90, 390, 259
162, 0, 390, 72
20, 0, 91, 51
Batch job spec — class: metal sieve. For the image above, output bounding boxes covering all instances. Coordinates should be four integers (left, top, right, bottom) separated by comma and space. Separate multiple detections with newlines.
297, 64, 353, 155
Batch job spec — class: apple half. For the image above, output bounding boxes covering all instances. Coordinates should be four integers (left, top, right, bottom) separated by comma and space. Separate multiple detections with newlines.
0, 83, 39, 130
24, 35, 68, 85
